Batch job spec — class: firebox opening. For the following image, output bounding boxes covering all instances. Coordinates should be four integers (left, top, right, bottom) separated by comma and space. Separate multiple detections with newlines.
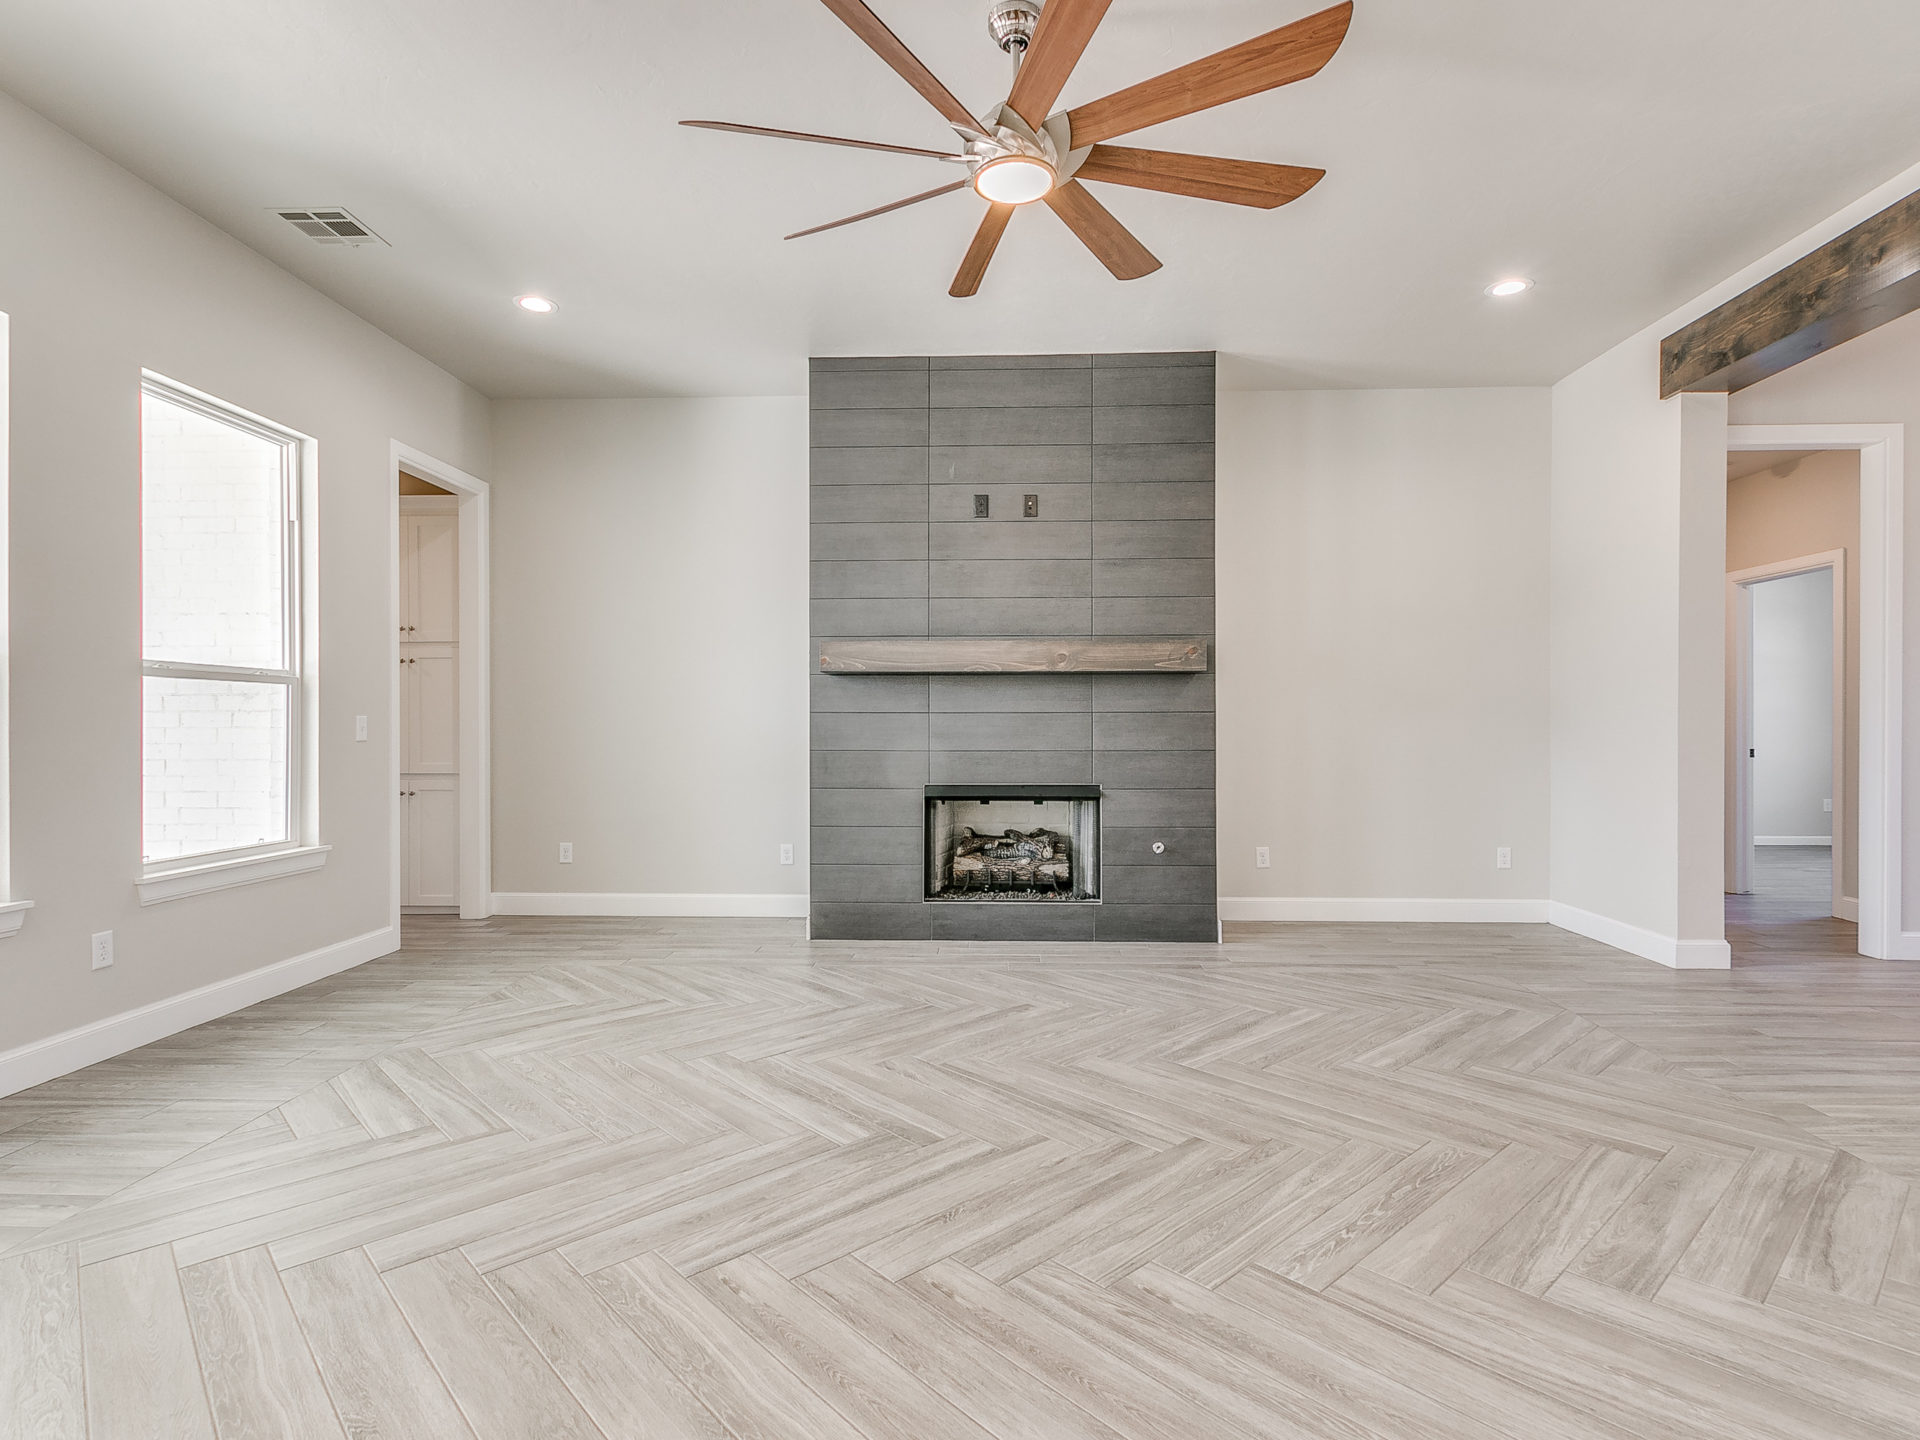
925, 785, 1100, 902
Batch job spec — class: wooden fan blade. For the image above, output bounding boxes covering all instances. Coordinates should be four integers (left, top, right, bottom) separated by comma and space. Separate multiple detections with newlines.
816, 0, 981, 132
785, 179, 969, 239
1064, 0, 1353, 148
1005, 0, 1114, 130
1073, 145, 1324, 209
1043, 180, 1161, 280
681, 121, 961, 161
950, 204, 1015, 297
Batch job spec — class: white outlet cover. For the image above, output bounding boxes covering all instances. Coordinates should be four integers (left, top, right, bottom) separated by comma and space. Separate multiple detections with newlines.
91, 930, 114, 970
780, 843, 794, 865
1255, 846, 1271, 869
1496, 847, 1513, 870
558, 842, 573, 864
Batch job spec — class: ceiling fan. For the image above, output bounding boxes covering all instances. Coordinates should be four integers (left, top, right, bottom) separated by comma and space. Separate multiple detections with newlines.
682, 0, 1353, 296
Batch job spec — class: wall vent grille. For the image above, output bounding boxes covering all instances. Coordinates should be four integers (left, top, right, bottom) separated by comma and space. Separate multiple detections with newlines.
274, 208, 386, 247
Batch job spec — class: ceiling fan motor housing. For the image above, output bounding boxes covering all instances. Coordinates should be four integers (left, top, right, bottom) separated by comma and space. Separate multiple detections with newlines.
987, 0, 1043, 54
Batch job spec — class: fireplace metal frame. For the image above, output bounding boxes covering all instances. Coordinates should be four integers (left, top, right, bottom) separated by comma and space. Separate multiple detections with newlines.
923, 784, 1102, 904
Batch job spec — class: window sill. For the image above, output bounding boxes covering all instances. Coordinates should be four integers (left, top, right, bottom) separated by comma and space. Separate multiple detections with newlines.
137, 845, 330, 907
0, 900, 31, 938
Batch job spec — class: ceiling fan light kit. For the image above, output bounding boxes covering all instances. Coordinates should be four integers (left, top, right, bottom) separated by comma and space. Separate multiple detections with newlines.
683, 0, 1353, 295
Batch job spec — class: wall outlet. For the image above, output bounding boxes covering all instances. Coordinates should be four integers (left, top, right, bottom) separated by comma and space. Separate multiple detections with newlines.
1824, 798, 1834, 813
1496, 846, 1513, 870
558, 842, 573, 864
354, 714, 369, 742
779, 843, 794, 865
1255, 846, 1271, 869
91, 931, 114, 970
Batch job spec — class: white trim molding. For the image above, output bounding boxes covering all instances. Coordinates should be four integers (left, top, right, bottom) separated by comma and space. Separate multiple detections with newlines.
492, 892, 809, 919
136, 844, 329, 906
0, 900, 30, 938
1218, 897, 1550, 924
1549, 901, 1732, 970
0, 923, 396, 1098
1755, 836, 1834, 846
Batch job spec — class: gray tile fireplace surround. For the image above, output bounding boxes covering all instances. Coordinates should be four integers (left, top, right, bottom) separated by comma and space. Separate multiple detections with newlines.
809, 352, 1217, 943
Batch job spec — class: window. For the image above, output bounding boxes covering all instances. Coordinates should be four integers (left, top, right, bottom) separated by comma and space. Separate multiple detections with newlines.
141, 378, 307, 869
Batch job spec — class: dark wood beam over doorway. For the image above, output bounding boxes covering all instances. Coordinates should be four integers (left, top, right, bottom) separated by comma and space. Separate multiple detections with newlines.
1660, 188, 1920, 399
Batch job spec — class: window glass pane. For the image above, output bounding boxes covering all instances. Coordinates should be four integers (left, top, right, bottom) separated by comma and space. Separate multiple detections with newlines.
142, 391, 287, 669
142, 676, 289, 861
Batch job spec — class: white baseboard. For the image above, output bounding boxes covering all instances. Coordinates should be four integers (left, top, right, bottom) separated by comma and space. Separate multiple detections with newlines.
1755, 835, 1833, 846
1547, 902, 1730, 969
1219, 897, 1550, 923
490, 892, 809, 919
1835, 895, 1860, 922
0, 925, 398, 1099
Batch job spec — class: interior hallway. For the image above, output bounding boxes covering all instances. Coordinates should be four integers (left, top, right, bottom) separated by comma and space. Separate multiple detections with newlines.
2, 917, 1915, 1438
1727, 845, 1856, 967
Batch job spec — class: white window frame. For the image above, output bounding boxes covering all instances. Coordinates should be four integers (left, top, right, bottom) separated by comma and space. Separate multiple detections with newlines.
137, 374, 326, 903
0, 311, 26, 936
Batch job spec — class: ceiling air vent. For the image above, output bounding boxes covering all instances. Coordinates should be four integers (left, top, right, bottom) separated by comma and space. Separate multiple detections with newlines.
274, 208, 387, 247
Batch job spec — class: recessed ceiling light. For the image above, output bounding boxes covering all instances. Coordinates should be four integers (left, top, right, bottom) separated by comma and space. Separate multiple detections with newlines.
1485, 278, 1532, 298
973, 156, 1055, 206
515, 294, 557, 314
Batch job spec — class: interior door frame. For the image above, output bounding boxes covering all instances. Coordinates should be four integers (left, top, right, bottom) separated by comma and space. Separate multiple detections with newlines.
1726, 424, 1903, 957
391, 443, 492, 923
1726, 550, 1847, 919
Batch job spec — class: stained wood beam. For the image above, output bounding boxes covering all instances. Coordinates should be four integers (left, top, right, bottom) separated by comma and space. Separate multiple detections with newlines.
1661, 187, 1920, 398
818, 637, 1208, 674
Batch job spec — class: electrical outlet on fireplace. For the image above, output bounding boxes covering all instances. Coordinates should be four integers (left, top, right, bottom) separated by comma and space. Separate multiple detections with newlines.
1255, 846, 1270, 869
1496, 846, 1512, 870
780, 843, 794, 865
558, 842, 573, 864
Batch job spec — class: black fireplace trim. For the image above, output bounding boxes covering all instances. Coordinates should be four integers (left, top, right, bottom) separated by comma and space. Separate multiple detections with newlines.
924, 784, 1102, 801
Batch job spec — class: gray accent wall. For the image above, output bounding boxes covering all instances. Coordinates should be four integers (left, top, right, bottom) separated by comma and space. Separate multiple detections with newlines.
810, 353, 1217, 943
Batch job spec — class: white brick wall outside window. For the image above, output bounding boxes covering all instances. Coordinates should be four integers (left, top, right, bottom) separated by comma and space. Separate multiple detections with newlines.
140, 381, 304, 865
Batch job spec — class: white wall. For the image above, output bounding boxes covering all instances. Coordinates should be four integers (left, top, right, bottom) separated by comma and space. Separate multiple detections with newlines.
1216, 388, 1552, 917
1750, 570, 1834, 841
488, 399, 809, 912
0, 91, 490, 1088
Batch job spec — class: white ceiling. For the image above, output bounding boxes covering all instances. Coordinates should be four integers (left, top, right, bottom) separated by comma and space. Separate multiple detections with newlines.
4, 0, 1920, 399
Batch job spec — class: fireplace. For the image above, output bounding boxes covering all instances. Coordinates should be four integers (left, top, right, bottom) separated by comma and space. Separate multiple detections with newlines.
924, 785, 1101, 903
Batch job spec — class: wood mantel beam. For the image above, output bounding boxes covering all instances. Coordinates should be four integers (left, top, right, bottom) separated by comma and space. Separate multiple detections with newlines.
1660, 188, 1920, 399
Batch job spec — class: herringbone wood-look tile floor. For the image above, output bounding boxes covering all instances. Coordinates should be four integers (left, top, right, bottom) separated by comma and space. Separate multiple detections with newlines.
2, 917, 1916, 1439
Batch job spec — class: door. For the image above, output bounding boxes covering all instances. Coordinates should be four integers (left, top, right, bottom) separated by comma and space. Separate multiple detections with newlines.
403, 776, 459, 908
403, 644, 458, 773
402, 510, 459, 642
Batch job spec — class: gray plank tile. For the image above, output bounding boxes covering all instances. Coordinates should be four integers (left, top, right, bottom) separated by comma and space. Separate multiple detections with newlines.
1092, 351, 1215, 367
1103, 865, 1218, 905
1093, 558, 1214, 596
929, 408, 1092, 446
928, 750, 1095, 783
812, 409, 931, 447
811, 713, 929, 751
1094, 673, 1214, 711
813, 523, 929, 561
1092, 366, 1217, 407
930, 369, 1094, 408
931, 354, 1091, 369
928, 559, 1092, 598
931, 598, 1093, 636
810, 865, 924, 902
1103, 827, 1217, 866
812, 447, 928, 485
1093, 712, 1214, 751
811, 369, 930, 409
930, 447, 1092, 485
812, 750, 929, 788
931, 522, 1090, 559
811, 598, 928, 637
812, 486, 927, 523
1093, 407, 1214, 445
811, 356, 929, 372
930, 674, 1094, 712
1100, 789, 1216, 826
1096, 750, 1215, 788
928, 712, 1093, 752
810, 788, 925, 827
811, 561, 928, 600
810, 827, 923, 866
809, 904, 932, 940
929, 905, 1097, 941
930, 484, 1091, 522
811, 674, 928, 713
1093, 484, 1215, 521
1095, 597, 1214, 635
1093, 520, 1212, 558
1093, 443, 1214, 484
1095, 905, 1218, 942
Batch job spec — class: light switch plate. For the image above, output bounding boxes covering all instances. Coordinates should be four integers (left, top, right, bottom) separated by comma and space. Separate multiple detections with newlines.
354, 715, 369, 742
1023, 493, 1039, 518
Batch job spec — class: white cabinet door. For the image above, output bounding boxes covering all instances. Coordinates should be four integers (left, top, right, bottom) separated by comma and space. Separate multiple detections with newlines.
404, 776, 459, 908
403, 510, 459, 643
403, 644, 458, 773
